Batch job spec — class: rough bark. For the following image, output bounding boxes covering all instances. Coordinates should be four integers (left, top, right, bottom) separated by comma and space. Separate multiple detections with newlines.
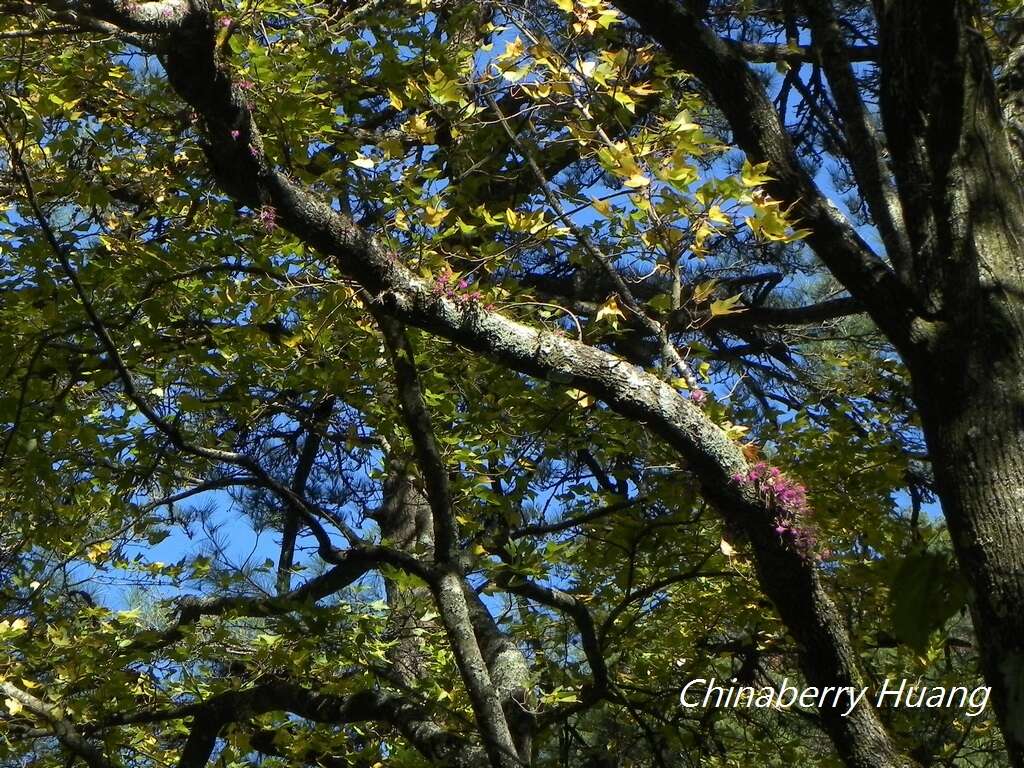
374, 466, 436, 690
609, 0, 1024, 762
877, 2, 1024, 762
15, 1, 980, 765
277, 395, 335, 593
136, 6, 913, 766
379, 320, 530, 766
374, 459, 532, 766
608, 0, 922, 352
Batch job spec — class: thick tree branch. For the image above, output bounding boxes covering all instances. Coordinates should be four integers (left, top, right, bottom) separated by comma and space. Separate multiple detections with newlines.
609, 0, 923, 357
799, 0, 911, 268
277, 394, 337, 593
701, 296, 864, 330
112, 681, 483, 767
1, 681, 113, 768
377, 318, 459, 564
80, 10, 912, 767
728, 39, 879, 64
124, 550, 380, 653
376, 318, 524, 767
498, 576, 609, 702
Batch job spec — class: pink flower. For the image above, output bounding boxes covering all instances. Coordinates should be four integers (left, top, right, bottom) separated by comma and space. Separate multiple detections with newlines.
237, 80, 255, 90
732, 460, 818, 558
256, 205, 277, 233
689, 389, 707, 405
219, 16, 232, 27
230, 129, 240, 140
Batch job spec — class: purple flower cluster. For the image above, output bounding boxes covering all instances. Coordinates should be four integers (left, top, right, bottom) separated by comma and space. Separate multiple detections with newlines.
256, 205, 277, 233
732, 461, 818, 557
689, 388, 707, 405
431, 268, 482, 306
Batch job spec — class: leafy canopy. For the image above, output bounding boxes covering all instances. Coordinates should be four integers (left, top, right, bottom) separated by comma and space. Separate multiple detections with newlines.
0, 1, 1004, 767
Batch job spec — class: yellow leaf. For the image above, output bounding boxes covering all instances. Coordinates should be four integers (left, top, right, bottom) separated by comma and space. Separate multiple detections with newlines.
387, 89, 404, 110
4, 697, 22, 716
710, 294, 746, 317
591, 197, 612, 217
722, 422, 750, 440
85, 541, 113, 563
741, 159, 774, 188
624, 173, 650, 189
692, 279, 718, 304
553, 0, 574, 10
425, 70, 462, 104
720, 539, 737, 557
707, 205, 730, 225
595, 297, 624, 323
629, 82, 661, 96
501, 65, 531, 83
612, 90, 636, 112
351, 154, 375, 169
406, 113, 435, 142
423, 205, 451, 228
566, 388, 595, 408
668, 110, 701, 132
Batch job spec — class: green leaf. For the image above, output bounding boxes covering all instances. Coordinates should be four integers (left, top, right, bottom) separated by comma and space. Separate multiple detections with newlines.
890, 548, 968, 652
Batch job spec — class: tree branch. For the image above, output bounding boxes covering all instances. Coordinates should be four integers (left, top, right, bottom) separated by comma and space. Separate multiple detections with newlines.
609, 0, 922, 356
727, 39, 879, 64
377, 318, 459, 564
124, 550, 383, 653
375, 316, 523, 767
277, 394, 337, 593
1, 681, 114, 768
799, 0, 911, 267
83, 12, 911, 766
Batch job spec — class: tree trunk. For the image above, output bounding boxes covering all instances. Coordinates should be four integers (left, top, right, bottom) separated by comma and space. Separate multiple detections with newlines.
912, 297, 1024, 767
922, 397, 1024, 766
877, 5, 1024, 762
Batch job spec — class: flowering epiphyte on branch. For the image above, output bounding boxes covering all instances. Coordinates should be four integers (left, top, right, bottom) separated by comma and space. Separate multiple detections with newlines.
255, 205, 278, 233
732, 462, 817, 557
431, 267, 482, 306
